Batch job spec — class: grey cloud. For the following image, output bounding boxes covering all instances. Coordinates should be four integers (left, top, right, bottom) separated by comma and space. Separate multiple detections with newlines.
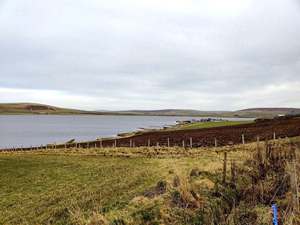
0, 0, 300, 110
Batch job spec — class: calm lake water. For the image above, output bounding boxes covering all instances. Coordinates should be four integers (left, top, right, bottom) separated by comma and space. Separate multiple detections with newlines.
0, 115, 251, 148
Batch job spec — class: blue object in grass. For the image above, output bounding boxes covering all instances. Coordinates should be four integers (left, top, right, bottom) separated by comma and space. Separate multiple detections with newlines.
272, 204, 278, 225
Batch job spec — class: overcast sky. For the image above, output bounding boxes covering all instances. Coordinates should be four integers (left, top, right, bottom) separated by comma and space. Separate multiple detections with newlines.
0, 0, 300, 110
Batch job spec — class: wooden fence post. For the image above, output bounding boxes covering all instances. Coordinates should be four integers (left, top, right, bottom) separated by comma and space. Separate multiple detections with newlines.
130, 139, 132, 147
293, 153, 299, 212
231, 160, 237, 187
100, 139, 103, 148
156, 142, 159, 147
114, 139, 117, 148
182, 140, 185, 148
288, 159, 299, 213
190, 137, 193, 148
215, 138, 218, 147
294, 160, 299, 212
148, 139, 150, 147
256, 136, 260, 151
167, 138, 170, 147
242, 134, 245, 145
223, 152, 228, 184
273, 132, 276, 141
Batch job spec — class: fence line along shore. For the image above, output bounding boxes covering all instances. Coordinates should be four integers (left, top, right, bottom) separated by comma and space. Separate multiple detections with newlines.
1, 116, 300, 152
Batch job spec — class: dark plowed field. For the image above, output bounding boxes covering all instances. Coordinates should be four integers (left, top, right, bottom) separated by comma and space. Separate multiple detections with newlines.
108, 116, 300, 147
2, 116, 300, 151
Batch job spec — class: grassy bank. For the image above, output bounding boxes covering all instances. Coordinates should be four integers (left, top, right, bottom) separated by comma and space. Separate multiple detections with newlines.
119, 120, 253, 138
169, 120, 253, 130
0, 147, 250, 225
0, 103, 86, 115
1, 137, 299, 224
0, 155, 160, 224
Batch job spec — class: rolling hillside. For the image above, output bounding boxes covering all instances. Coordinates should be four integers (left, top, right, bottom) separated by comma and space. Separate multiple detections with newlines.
105, 108, 300, 118
230, 108, 300, 118
0, 103, 87, 115
1, 103, 299, 118
106, 109, 229, 116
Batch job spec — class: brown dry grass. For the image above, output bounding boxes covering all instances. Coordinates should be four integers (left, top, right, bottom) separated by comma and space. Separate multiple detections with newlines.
1, 136, 299, 224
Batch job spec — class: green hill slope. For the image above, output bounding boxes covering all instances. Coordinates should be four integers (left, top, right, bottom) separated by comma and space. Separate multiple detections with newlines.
0, 103, 86, 115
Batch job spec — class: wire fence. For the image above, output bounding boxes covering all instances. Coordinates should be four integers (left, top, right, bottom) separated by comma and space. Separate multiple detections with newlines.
0, 130, 298, 153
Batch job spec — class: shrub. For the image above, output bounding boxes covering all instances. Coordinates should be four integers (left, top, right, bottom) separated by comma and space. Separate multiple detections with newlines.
173, 175, 181, 187
190, 168, 200, 177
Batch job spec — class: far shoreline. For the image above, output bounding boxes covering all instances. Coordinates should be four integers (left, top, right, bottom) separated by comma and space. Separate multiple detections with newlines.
0, 113, 255, 119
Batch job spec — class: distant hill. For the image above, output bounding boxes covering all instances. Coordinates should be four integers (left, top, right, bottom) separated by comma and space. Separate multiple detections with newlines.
107, 109, 229, 117
1, 103, 299, 118
105, 108, 300, 118
229, 108, 300, 118
0, 103, 87, 115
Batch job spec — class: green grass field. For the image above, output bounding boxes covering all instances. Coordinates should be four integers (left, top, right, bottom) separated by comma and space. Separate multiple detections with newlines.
0, 155, 157, 224
169, 120, 253, 130
1, 137, 298, 225
119, 120, 253, 138
0, 151, 233, 225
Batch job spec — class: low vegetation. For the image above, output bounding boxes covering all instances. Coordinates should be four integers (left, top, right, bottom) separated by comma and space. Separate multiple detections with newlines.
1, 137, 299, 224
118, 120, 253, 138
0, 103, 86, 115
167, 120, 253, 131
